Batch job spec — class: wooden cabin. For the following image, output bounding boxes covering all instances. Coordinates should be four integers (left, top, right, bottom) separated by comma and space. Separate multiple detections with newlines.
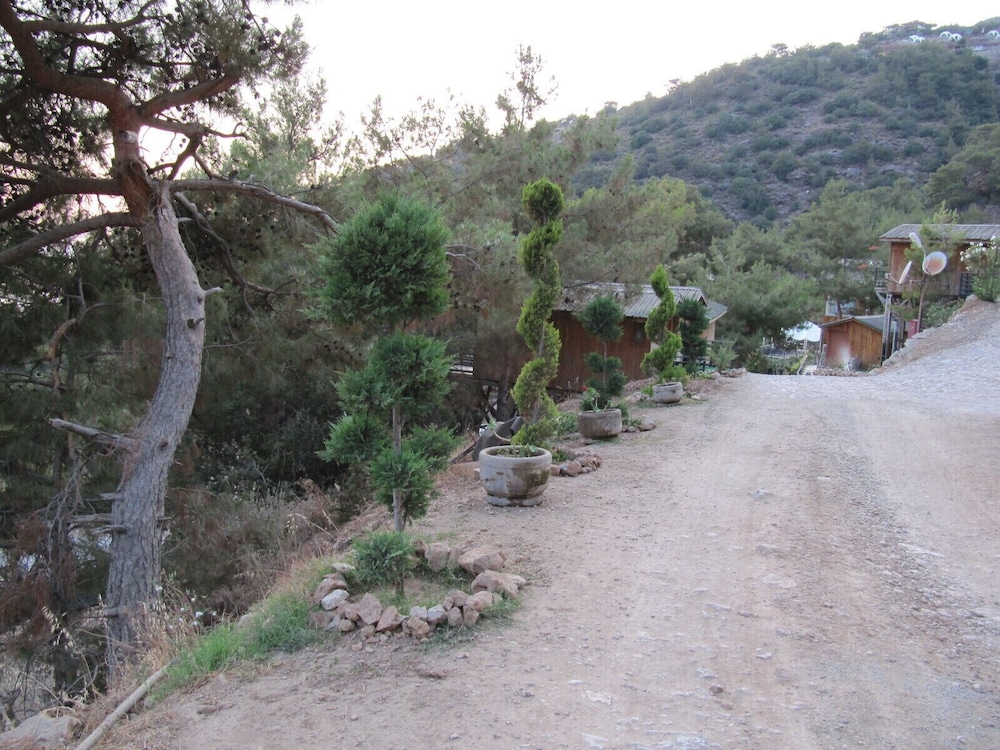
550, 283, 721, 392
819, 315, 885, 370
473, 282, 726, 394
869, 223, 1000, 361
880, 223, 1000, 298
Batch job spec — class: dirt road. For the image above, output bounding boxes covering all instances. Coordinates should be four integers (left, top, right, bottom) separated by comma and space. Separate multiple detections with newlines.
110, 300, 1000, 749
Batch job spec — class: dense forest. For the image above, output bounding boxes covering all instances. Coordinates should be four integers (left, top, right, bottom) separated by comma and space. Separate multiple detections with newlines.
2, 2, 1000, 704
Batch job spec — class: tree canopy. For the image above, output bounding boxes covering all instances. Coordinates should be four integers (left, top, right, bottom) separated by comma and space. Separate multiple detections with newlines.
0, 0, 336, 678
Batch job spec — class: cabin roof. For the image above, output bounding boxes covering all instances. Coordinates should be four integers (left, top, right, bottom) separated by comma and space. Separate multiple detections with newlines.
820, 315, 884, 333
880, 224, 1000, 243
556, 282, 723, 320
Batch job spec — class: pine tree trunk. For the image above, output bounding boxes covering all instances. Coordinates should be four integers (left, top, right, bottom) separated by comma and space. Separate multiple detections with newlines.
105, 185, 207, 676
391, 403, 403, 532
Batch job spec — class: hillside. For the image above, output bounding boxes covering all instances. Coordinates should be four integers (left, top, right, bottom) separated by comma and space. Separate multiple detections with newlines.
573, 18, 1000, 224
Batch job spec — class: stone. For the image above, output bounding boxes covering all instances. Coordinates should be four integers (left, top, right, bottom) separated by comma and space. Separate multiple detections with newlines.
358, 624, 376, 639
425, 542, 450, 572
320, 589, 349, 611
340, 602, 361, 622
462, 607, 480, 626
0, 711, 81, 750
447, 539, 477, 568
338, 618, 356, 633
466, 591, 496, 612
471, 570, 525, 597
376, 605, 399, 633
311, 575, 347, 604
458, 546, 506, 575
447, 607, 464, 627
409, 605, 428, 621
426, 605, 447, 626
331, 562, 356, 575
309, 611, 338, 630
561, 461, 583, 477
445, 589, 468, 609
357, 593, 382, 626
407, 617, 432, 639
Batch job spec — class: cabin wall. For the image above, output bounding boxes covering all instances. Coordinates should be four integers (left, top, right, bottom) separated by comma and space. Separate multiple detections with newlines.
551, 311, 651, 392
823, 322, 883, 369
887, 240, 970, 297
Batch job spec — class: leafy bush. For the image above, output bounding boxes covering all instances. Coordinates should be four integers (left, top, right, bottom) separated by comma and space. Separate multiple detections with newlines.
841, 141, 894, 165
920, 299, 963, 328
350, 531, 416, 591
710, 341, 737, 370
643, 117, 668, 133
781, 89, 820, 106
555, 411, 579, 436
772, 152, 798, 181
961, 239, 1000, 302
630, 130, 653, 149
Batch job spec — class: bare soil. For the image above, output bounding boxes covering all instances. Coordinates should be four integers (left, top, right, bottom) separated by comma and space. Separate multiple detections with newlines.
104, 299, 1000, 750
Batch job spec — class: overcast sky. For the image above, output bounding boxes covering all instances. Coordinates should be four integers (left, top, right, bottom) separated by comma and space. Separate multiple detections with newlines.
262, 1, 1000, 130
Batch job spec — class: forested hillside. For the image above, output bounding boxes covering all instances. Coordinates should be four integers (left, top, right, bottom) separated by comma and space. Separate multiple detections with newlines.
576, 19, 1000, 225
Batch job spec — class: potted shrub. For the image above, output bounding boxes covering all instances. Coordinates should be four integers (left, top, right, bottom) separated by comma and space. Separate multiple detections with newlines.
641, 265, 686, 404
577, 295, 624, 438
677, 298, 709, 376
478, 179, 564, 504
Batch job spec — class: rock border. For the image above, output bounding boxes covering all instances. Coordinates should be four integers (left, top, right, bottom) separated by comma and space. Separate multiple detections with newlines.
306, 543, 525, 644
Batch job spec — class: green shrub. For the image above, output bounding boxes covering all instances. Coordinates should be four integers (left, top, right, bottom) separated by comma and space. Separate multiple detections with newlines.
350, 531, 416, 592
710, 341, 737, 370
630, 131, 653, 149
962, 239, 1000, 303
555, 411, 578, 436
643, 117, 668, 133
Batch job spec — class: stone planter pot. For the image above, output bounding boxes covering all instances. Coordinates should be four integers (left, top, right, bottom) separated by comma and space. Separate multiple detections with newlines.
478, 446, 552, 507
577, 408, 623, 439
652, 382, 684, 404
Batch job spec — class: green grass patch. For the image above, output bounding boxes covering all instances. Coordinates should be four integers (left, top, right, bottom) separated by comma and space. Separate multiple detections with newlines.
153, 559, 328, 700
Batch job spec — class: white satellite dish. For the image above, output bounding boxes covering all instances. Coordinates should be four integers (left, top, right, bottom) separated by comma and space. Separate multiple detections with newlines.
908, 231, 924, 251
922, 251, 948, 276
898, 260, 912, 285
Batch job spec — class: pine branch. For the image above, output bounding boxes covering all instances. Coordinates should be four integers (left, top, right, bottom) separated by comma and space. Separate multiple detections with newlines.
170, 178, 339, 233
0, 212, 139, 266
0, 174, 122, 224
49, 418, 134, 451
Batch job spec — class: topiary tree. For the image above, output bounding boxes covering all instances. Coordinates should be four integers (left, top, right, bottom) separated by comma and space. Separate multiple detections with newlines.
511, 179, 564, 448
641, 265, 686, 383
578, 295, 625, 410
314, 193, 458, 531
677, 298, 709, 375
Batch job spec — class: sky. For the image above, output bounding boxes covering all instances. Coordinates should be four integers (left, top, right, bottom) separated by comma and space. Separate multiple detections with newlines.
261, 1, 1000, 130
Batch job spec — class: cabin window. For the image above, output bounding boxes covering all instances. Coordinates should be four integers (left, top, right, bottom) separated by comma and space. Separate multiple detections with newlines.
633, 325, 645, 344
